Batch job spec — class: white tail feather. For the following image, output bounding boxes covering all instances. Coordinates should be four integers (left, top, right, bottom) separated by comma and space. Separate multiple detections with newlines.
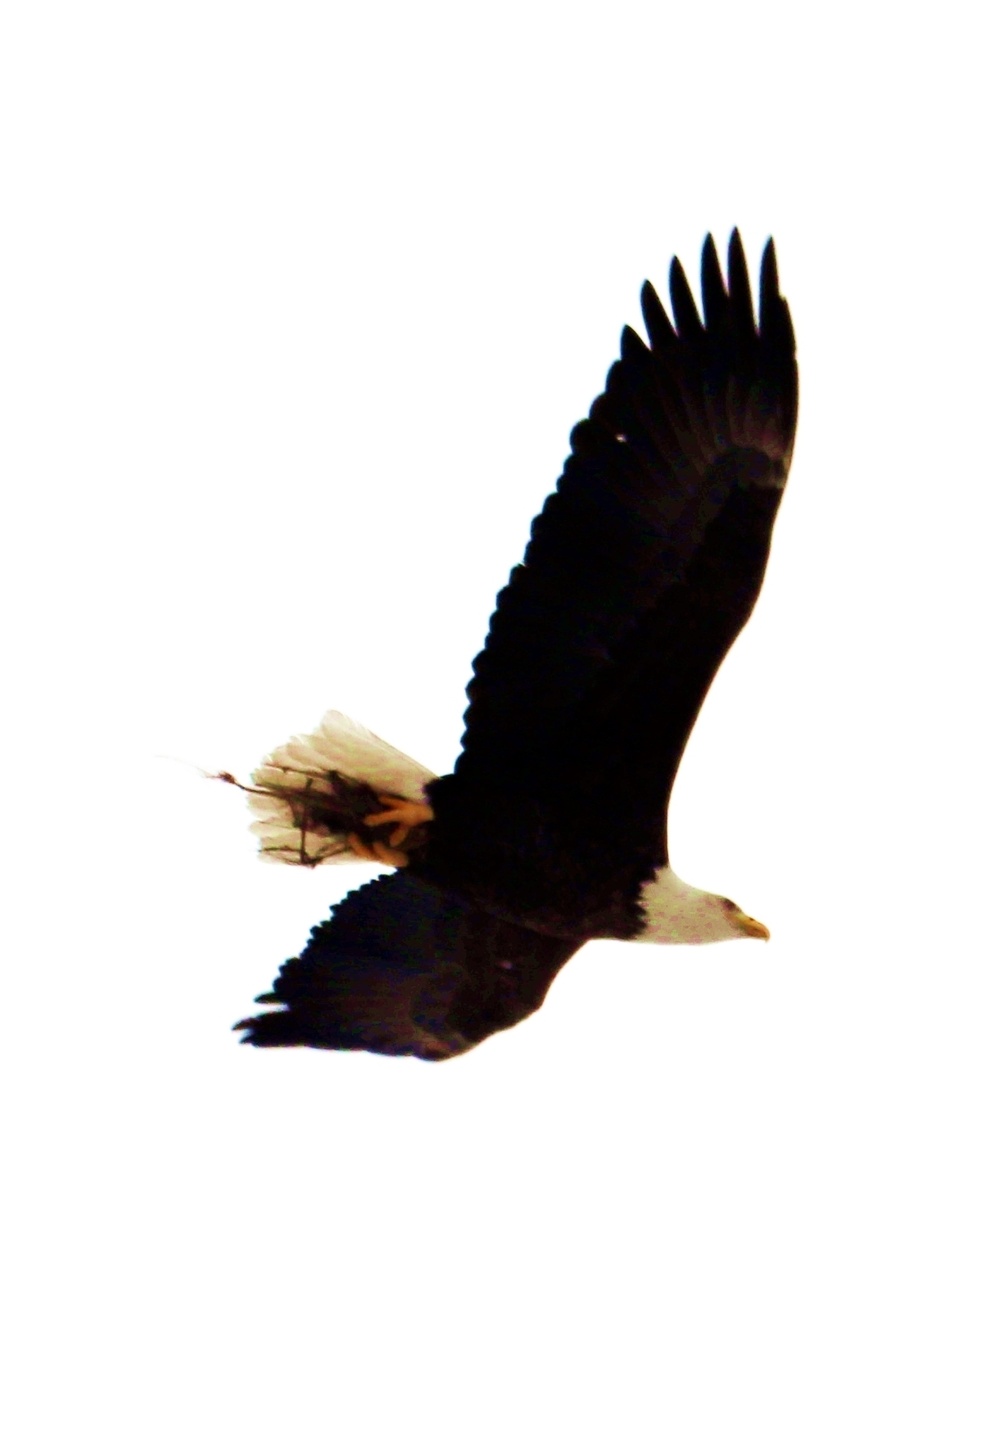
247, 711, 437, 866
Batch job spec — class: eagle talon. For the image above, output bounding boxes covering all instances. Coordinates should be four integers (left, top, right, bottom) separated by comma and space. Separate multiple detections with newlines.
363, 796, 434, 827
362, 796, 434, 851
346, 832, 410, 868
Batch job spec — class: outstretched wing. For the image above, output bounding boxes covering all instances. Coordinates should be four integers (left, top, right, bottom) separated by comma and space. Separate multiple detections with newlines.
427, 232, 797, 923
235, 871, 584, 1060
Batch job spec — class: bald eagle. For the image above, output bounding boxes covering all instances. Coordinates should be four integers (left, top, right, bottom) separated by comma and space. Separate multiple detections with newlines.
230, 231, 797, 1059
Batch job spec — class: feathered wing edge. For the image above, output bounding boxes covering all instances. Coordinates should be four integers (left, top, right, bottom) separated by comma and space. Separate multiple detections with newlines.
445, 230, 797, 786
235, 871, 584, 1060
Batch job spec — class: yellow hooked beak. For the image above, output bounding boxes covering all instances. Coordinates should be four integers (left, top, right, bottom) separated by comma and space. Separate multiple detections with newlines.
732, 910, 771, 941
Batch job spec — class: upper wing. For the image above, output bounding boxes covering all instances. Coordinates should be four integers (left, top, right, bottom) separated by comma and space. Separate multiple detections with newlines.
235, 871, 584, 1060
427, 232, 796, 915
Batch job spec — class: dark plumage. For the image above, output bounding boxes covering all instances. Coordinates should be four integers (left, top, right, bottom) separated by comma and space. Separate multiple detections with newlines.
234, 231, 798, 1059
240, 873, 582, 1060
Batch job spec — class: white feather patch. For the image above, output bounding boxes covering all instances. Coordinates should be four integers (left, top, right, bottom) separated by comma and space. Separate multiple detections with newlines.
634, 866, 744, 944
247, 711, 437, 866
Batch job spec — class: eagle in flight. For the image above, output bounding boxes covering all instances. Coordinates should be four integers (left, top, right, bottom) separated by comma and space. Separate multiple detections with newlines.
228, 230, 798, 1059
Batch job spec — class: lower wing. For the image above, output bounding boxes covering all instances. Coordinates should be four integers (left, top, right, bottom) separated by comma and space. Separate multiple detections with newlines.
236, 870, 584, 1060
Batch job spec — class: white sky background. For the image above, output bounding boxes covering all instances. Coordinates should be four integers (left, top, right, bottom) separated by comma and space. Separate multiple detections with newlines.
2, 2, 998, 1451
